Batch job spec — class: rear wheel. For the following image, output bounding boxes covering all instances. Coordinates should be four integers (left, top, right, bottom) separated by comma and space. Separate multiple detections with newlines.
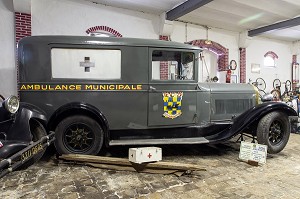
54, 115, 103, 155
257, 111, 290, 154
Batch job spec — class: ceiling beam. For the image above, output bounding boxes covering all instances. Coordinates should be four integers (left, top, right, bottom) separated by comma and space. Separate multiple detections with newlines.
248, 16, 300, 37
166, 0, 214, 21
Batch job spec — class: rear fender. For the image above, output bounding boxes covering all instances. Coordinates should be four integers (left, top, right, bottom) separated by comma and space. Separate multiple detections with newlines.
48, 102, 109, 146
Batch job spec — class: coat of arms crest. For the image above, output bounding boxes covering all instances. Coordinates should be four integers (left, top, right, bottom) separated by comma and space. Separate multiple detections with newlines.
162, 92, 183, 119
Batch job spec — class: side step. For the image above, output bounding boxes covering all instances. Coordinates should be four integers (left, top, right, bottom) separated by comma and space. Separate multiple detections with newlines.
109, 137, 209, 146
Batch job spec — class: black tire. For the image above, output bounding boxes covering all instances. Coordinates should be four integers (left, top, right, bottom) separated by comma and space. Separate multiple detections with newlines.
273, 78, 281, 89
257, 111, 290, 154
54, 115, 103, 155
285, 80, 292, 92
256, 78, 266, 91
20, 120, 47, 169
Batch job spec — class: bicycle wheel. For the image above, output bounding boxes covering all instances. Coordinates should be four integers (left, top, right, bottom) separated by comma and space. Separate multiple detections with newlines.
271, 89, 281, 101
273, 79, 281, 89
256, 78, 266, 91
285, 80, 292, 92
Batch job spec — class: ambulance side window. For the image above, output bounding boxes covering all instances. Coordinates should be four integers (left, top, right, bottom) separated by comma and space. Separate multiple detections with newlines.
151, 50, 194, 81
51, 48, 121, 80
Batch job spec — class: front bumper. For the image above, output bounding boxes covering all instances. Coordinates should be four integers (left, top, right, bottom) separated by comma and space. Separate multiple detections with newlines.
0, 131, 55, 178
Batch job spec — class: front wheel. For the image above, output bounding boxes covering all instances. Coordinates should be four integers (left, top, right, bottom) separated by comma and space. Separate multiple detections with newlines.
257, 111, 290, 154
54, 115, 103, 155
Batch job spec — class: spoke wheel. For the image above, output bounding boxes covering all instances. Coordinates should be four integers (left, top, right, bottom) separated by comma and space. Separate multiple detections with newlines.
55, 115, 103, 155
256, 78, 266, 91
273, 78, 281, 89
64, 123, 95, 153
257, 111, 290, 154
268, 121, 283, 145
285, 80, 292, 92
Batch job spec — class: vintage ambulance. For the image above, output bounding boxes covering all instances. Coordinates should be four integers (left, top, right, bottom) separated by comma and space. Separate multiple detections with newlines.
18, 36, 297, 155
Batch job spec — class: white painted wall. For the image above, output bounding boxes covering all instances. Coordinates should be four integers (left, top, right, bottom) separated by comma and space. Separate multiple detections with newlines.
172, 22, 241, 83
30, 0, 295, 92
0, 0, 295, 96
0, 0, 16, 97
31, 0, 159, 39
247, 38, 292, 93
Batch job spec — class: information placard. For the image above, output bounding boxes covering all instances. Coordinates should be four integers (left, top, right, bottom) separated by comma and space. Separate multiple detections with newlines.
239, 141, 267, 164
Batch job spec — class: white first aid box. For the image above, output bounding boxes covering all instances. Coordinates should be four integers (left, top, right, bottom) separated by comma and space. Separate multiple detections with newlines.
129, 147, 162, 164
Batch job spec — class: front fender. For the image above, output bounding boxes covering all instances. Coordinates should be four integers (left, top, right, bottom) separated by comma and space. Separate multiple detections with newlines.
230, 101, 297, 135
205, 101, 297, 142
5, 102, 48, 141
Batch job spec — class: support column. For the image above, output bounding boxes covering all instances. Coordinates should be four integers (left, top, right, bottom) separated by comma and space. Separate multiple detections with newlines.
239, 48, 246, 83
15, 12, 31, 43
159, 35, 170, 80
292, 55, 298, 91
15, 12, 32, 97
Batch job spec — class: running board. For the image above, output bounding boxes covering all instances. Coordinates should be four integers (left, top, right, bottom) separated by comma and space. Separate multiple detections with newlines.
109, 137, 209, 146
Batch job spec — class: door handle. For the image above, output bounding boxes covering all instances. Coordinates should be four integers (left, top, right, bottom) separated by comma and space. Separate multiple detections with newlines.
149, 86, 157, 92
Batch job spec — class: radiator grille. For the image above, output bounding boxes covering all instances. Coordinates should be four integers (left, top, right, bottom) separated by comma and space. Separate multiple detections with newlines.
215, 99, 253, 114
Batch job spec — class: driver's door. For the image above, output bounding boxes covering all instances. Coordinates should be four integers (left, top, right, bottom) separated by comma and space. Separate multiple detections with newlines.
148, 48, 198, 127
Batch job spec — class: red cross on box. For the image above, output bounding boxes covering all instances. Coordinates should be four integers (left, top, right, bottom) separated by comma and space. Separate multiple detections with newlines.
128, 147, 162, 164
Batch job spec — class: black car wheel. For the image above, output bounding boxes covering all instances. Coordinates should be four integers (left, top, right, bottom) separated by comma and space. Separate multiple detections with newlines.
55, 115, 103, 155
257, 111, 290, 154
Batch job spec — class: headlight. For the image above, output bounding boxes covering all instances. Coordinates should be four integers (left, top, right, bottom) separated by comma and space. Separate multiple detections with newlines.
3, 95, 19, 114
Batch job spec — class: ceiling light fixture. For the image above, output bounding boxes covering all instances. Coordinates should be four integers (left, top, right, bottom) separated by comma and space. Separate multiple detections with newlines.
205, 26, 212, 45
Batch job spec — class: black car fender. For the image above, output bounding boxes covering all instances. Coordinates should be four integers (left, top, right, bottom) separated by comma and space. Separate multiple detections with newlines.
0, 102, 48, 159
48, 102, 110, 146
230, 101, 297, 135
206, 101, 297, 142
5, 102, 48, 141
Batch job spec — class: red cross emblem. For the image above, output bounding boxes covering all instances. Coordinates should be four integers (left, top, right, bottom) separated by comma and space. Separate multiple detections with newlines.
147, 153, 152, 158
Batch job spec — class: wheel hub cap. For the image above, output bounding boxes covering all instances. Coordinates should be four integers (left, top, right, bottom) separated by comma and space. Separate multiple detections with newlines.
269, 121, 283, 144
64, 124, 94, 152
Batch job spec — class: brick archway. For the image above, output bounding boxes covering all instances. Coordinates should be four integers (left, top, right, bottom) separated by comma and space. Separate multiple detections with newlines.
187, 40, 229, 71
86, 26, 123, 37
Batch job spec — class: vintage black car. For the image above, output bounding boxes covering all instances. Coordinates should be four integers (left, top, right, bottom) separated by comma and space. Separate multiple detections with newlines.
0, 94, 54, 177
17, 36, 297, 156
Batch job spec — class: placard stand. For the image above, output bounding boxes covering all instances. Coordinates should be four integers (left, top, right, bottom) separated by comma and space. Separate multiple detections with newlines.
239, 141, 267, 165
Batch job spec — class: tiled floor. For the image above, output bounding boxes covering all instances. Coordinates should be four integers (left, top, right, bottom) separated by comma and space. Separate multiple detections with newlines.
1, 133, 300, 198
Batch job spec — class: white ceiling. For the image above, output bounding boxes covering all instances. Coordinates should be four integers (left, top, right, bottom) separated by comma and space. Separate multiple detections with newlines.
87, 0, 300, 42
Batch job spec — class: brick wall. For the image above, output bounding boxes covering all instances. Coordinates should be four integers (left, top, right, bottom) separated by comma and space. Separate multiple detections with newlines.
15, 12, 31, 43
292, 55, 298, 89
292, 55, 297, 63
86, 26, 123, 37
188, 40, 229, 71
159, 35, 170, 80
15, 12, 31, 96
160, 62, 169, 80
264, 51, 278, 59
239, 48, 246, 83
